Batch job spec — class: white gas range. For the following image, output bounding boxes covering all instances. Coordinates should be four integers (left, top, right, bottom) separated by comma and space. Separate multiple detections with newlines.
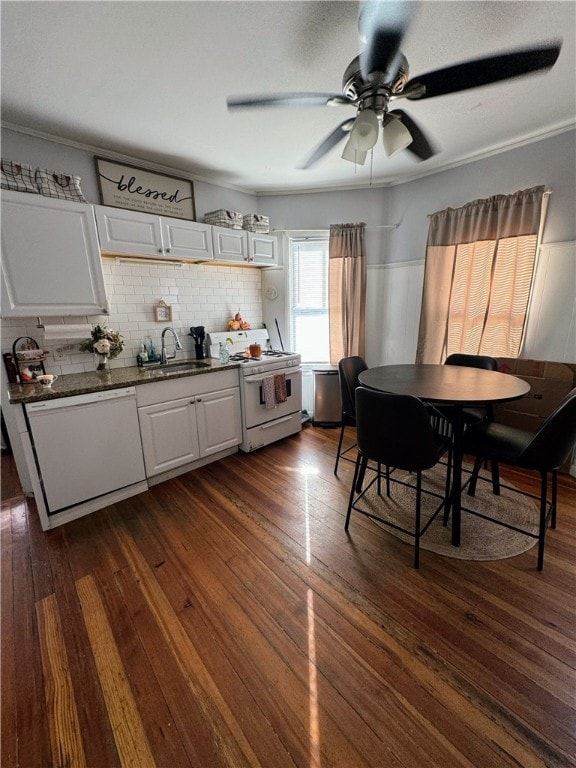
207, 329, 302, 452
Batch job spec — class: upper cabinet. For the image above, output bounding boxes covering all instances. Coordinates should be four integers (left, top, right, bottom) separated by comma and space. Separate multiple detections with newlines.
95, 205, 213, 262
212, 226, 278, 267
247, 231, 278, 266
1, 191, 109, 318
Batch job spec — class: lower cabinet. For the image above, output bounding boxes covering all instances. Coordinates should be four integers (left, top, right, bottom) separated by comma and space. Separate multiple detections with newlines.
136, 371, 241, 478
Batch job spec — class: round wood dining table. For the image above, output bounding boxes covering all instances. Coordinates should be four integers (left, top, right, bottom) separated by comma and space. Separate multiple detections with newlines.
358, 364, 530, 547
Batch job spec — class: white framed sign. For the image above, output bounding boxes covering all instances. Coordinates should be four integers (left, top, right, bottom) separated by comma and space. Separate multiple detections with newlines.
95, 157, 195, 220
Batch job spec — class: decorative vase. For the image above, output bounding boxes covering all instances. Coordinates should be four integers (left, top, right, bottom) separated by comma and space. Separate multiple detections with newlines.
95, 353, 110, 372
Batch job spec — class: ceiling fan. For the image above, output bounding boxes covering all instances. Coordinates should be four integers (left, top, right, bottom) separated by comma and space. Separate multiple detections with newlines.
227, 1, 562, 169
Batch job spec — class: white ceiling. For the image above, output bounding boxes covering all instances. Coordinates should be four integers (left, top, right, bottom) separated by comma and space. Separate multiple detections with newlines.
1, 1, 575, 194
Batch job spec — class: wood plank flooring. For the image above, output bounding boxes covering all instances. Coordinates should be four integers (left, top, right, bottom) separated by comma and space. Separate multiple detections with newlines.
2, 425, 575, 767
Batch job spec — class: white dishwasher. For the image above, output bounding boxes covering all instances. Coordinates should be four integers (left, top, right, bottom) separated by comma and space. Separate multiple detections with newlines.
26, 387, 146, 514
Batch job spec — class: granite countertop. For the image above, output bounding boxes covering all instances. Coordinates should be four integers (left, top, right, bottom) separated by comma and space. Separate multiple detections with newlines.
7, 358, 240, 404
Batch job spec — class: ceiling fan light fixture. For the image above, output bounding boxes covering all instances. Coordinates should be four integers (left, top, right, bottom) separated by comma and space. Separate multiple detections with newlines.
382, 116, 413, 157
349, 109, 379, 151
341, 137, 368, 165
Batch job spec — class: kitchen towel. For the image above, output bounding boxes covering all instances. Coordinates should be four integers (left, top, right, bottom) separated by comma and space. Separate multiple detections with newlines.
42, 324, 92, 340
262, 376, 276, 409
274, 373, 287, 404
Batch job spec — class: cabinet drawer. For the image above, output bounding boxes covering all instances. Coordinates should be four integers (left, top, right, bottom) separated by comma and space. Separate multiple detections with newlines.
135, 369, 239, 407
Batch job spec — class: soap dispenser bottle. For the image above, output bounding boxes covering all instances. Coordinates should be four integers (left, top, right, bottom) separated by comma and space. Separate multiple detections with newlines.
219, 342, 230, 364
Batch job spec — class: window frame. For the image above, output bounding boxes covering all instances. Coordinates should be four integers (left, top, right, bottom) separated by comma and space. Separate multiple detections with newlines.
284, 230, 330, 363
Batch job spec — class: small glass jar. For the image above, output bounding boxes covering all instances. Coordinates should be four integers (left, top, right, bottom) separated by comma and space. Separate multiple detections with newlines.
219, 343, 230, 364
95, 353, 110, 372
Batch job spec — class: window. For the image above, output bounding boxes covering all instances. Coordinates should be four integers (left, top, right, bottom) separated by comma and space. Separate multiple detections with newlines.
417, 186, 548, 363
288, 236, 330, 363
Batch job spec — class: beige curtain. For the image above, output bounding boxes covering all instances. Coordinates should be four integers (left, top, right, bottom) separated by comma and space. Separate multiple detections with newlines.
329, 222, 366, 364
416, 186, 547, 363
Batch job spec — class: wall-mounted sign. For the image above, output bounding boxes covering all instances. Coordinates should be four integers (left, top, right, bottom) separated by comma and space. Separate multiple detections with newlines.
154, 299, 173, 322
95, 157, 195, 220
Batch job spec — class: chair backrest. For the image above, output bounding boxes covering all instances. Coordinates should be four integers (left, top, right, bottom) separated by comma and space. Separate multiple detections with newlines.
520, 387, 576, 470
338, 356, 368, 419
355, 387, 442, 472
445, 353, 498, 371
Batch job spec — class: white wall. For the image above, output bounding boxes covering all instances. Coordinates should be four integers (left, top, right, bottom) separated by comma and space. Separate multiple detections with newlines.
260, 130, 576, 364
1, 128, 260, 220
2, 127, 574, 370
1, 260, 263, 374
386, 130, 576, 267
523, 241, 576, 362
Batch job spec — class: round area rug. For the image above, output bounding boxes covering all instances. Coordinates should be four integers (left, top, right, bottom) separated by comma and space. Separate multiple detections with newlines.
353, 464, 540, 560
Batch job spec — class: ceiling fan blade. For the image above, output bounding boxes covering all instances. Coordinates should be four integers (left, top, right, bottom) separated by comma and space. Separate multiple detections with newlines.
298, 118, 356, 169
406, 42, 562, 100
227, 93, 352, 110
359, 0, 411, 82
388, 110, 436, 160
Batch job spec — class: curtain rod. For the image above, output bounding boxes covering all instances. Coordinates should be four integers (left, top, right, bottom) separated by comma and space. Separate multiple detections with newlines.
273, 224, 399, 233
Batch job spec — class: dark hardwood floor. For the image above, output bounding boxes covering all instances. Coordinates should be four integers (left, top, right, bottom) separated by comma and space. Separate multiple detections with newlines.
2, 425, 575, 767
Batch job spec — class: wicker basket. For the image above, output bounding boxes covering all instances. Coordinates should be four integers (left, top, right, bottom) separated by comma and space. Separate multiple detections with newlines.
1, 160, 38, 194
242, 214, 269, 233
203, 209, 243, 229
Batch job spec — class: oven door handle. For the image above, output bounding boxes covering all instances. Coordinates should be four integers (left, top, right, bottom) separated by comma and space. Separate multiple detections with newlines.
244, 368, 301, 384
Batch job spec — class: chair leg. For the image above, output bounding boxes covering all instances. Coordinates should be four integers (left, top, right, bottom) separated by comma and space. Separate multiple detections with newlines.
551, 470, 558, 529
414, 472, 421, 569
356, 455, 368, 492
467, 455, 483, 497
345, 455, 362, 531
491, 460, 500, 495
443, 447, 453, 526
334, 421, 346, 476
537, 470, 548, 571
386, 465, 391, 497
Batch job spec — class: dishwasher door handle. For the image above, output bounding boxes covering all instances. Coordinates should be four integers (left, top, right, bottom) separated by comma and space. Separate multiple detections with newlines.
26, 387, 137, 412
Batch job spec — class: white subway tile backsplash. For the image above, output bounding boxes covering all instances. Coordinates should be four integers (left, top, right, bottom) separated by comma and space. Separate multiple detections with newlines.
2, 260, 263, 376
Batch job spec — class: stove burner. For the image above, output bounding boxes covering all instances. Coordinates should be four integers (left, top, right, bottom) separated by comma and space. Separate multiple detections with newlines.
228, 349, 294, 363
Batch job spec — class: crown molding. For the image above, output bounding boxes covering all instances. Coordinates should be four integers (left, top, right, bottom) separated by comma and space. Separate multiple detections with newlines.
2, 119, 574, 199
0, 121, 256, 196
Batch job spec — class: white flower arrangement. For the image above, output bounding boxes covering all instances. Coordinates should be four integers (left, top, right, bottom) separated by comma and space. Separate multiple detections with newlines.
80, 325, 124, 370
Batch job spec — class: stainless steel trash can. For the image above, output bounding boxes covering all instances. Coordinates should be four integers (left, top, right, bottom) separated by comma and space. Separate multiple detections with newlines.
312, 369, 342, 426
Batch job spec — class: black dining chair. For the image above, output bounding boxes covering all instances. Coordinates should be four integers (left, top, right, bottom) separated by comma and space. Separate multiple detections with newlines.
345, 387, 452, 568
334, 356, 368, 476
445, 353, 499, 425
462, 387, 576, 570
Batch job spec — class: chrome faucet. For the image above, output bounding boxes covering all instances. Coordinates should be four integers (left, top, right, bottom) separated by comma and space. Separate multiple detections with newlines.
160, 327, 183, 364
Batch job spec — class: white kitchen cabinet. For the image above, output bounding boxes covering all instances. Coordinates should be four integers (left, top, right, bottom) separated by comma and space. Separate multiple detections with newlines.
247, 231, 278, 266
211, 225, 248, 263
95, 205, 213, 262
1, 191, 109, 317
136, 370, 241, 478
138, 396, 201, 474
196, 387, 242, 456
211, 226, 278, 266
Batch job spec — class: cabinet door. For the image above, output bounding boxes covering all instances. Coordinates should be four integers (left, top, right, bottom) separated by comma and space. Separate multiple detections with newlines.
138, 397, 200, 476
161, 217, 213, 261
1, 191, 108, 317
196, 387, 241, 456
247, 232, 278, 266
211, 226, 248, 263
95, 206, 164, 258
